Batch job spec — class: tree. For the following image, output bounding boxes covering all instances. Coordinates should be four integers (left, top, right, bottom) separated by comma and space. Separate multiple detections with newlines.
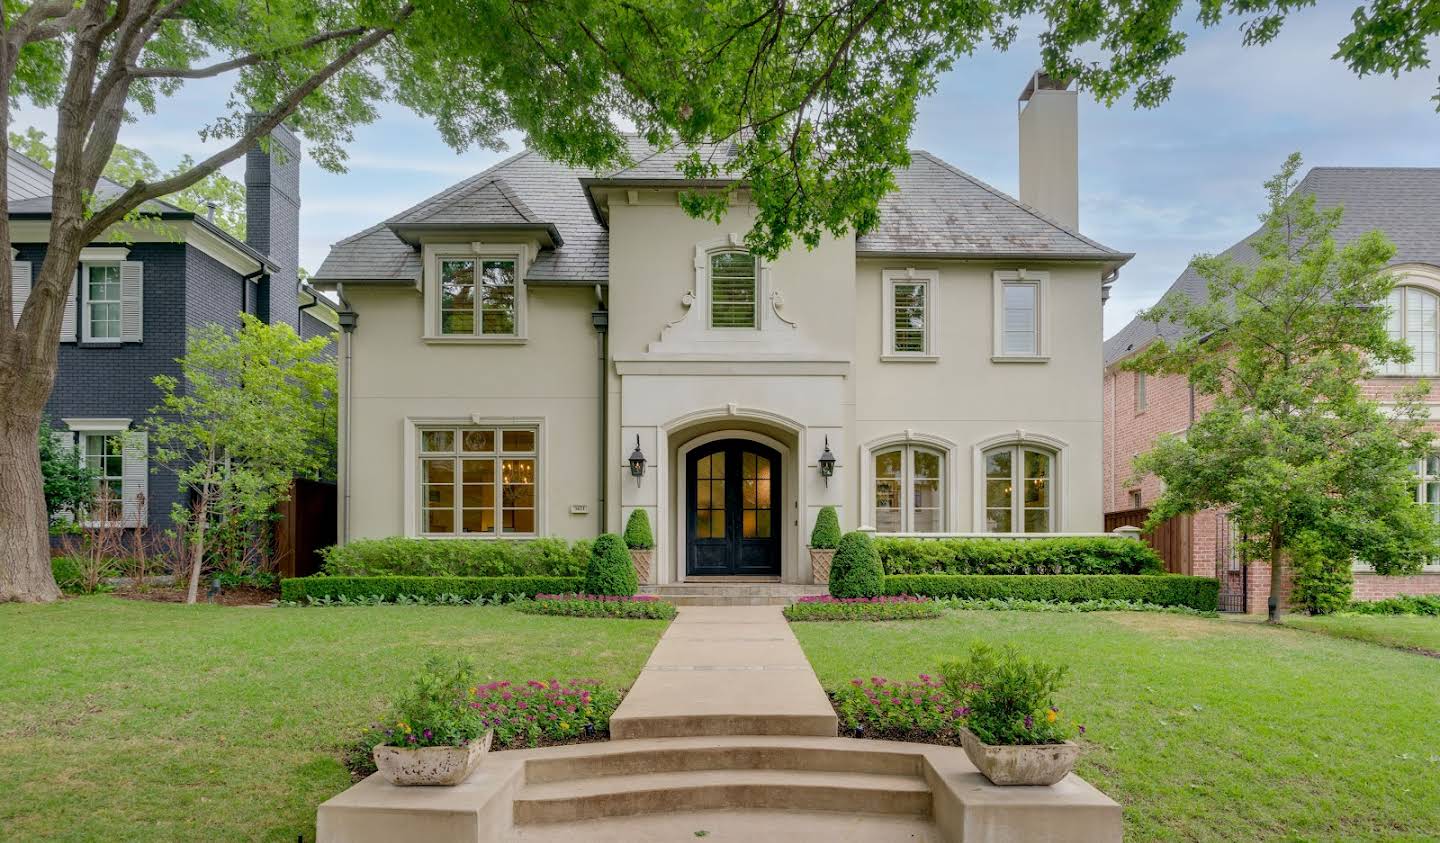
37, 419, 96, 522
1, 1, 1435, 602
147, 314, 335, 603
1125, 154, 1439, 623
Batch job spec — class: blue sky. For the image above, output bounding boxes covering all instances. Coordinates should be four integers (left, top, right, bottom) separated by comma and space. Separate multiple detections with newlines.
15, 4, 1439, 338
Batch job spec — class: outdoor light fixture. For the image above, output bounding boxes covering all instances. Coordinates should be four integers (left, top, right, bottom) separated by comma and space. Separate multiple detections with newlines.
629, 436, 647, 486
818, 436, 836, 485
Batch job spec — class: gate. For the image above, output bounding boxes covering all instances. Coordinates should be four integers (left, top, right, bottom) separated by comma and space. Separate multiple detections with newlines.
1103, 508, 1192, 574
274, 478, 337, 579
1215, 512, 1248, 613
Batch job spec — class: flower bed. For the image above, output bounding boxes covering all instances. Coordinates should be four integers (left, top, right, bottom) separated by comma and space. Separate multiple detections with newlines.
516, 594, 677, 619
832, 675, 966, 743
784, 595, 941, 622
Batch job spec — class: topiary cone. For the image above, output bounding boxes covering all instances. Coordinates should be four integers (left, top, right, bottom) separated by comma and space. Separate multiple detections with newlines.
828, 530, 883, 598
584, 533, 639, 596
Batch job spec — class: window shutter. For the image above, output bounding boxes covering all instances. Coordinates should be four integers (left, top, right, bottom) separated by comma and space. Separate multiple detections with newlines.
119, 260, 143, 342
121, 430, 148, 527
60, 272, 78, 342
10, 260, 30, 326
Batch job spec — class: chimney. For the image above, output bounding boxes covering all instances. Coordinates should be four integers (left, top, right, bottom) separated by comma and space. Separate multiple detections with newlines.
245, 124, 302, 328
1017, 71, 1079, 230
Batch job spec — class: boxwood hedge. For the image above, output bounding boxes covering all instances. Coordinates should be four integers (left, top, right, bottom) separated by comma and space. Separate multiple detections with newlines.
875, 536, 1163, 576
279, 575, 584, 604
318, 537, 591, 578
883, 574, 1218, 611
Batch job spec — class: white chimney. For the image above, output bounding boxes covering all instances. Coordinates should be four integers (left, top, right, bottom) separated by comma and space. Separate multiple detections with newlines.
1017, 71, 1079, 230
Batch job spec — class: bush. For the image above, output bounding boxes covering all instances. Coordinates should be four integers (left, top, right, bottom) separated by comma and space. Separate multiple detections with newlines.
829, 531, 884, 598
50, 555, 118, 595
941, 642, 1081, 746
517, 596, 677, 620
279, 575, 583, 604
784, 599, 940, 622
832, 675, 962, 742
1291, 533, 1354, 615
1344, 595, 1440, 615
942, 596, 1216, 617
875, 536, 1163, 576
584, 533, 638, 596
319, 537, 591, 578
622, 509, 654, 550
810, 506, 841, 549
884, 574, 1219, 611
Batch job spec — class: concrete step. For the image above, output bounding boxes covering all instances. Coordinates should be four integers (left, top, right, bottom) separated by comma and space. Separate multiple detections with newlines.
642, 584, 827, 606
509, 808, 943, 841
521, 740, 925, 783
512, 768, 932, 824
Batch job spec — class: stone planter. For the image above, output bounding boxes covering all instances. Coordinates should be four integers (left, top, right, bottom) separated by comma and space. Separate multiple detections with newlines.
809, 548, 835, 585
372, 730, 493, 786
629, 549, 653, 585
959, 727, 1079, 786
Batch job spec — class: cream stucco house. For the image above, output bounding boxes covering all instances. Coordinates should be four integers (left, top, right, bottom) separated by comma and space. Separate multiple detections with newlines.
312, 74, 1131, 585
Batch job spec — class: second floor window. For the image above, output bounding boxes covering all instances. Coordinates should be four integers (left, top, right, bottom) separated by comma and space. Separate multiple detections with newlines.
1001, 280, 1040, 356
1416, 455, 1440, 524
710, 251, 757, 329
84, 263, 122, 340
1136, 372, 1148, 413
890, 280, 929, 354
440, 258, 516, 336
1382, 285, 1438, 376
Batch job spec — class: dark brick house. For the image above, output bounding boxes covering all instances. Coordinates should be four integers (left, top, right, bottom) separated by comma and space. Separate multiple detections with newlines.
8, 127, 335, 533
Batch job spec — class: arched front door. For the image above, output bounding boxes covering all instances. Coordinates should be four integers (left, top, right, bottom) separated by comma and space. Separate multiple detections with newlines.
686, 439, 782, 577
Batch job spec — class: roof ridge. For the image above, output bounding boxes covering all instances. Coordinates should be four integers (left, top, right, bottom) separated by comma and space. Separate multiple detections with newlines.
383, 147, 537, 224
908, 150, 1123, 256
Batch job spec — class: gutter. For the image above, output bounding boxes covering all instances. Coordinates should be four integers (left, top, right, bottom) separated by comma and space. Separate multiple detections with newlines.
334, 284, 358, 545
591, 286, 609, 532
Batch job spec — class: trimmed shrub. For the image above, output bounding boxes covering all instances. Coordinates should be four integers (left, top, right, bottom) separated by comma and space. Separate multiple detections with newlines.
875, 536, 1162, 576
319, 537, 591, 578
517, 597, 677, 620
623, 510, 654, 550
1291, 533, 1354, 615
829, 531, 884, 598
810, 506, 841, 549
883, 574, 1219, 611
1344, 595, 1440, 615
584, 533, 639, 596
784, 599, 940, 622
279, 575, 583, 604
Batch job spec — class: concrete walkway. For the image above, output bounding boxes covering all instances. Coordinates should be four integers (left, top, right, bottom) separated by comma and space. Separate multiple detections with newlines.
609, 605, 838, 739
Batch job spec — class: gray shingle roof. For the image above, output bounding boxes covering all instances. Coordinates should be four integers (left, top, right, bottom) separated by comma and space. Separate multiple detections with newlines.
7, 150, 53, 201
1104, 167, 1440, 366
316, 141, 1127, 286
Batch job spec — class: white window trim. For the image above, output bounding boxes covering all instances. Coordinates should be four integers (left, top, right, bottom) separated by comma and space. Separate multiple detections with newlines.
422, 242, 530, 343
971, 430, 1067, 533
859, 431, 959, 533
62, 417, 141, 528
882, 268, 939, 361
1377, 266, 1440, 378
707, 249, 760, 330
693, 233, 772, 335
80, 261, 122, 343
402, 416, 546, 538
992, 269, 1050, 362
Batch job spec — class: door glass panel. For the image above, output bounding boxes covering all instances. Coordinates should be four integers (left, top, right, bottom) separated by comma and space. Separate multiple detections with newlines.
695, 452, 725, 539
741, 451, 771, 538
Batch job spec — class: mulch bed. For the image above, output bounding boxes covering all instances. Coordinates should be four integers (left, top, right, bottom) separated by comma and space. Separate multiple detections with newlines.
113, 586, 278, 606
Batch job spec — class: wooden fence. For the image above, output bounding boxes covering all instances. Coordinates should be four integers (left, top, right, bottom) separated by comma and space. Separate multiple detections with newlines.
274, 479, 337, 579
1103, 507, 1192, 575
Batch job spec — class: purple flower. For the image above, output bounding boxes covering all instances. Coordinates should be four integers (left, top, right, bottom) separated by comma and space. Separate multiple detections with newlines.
423, 729, 433, 739
1024, 715, 1034, 730
1078, 724, 1086, 736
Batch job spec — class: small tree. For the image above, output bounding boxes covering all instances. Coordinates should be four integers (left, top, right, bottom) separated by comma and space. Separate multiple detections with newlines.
1290, 532, 1355, 616
147, 315, 335, 603
828, 531, 884, 598
584, 534, 639, 597
1127, 154, 1438, 622
623, 509, 654, 550
37, 419, 95, 524
810, 506, 841, 549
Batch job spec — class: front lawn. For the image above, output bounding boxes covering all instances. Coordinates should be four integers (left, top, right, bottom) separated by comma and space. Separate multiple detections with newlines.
1287, 613, 1440, 655
0, 596, 667, 842
794, 610, 1440, 841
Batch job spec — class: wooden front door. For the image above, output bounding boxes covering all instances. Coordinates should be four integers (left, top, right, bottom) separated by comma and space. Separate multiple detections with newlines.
686, 440, 782, 576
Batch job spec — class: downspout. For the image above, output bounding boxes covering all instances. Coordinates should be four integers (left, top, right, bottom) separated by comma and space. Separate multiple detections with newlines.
334, 283, 357, 545
591, 285, 608, 533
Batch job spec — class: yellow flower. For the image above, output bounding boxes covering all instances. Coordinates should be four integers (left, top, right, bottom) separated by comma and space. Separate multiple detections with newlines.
559, 722, 570, 730
1045, 710, 1058, 723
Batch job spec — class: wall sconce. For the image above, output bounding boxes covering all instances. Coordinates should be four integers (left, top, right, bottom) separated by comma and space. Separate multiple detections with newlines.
818, 436, 836, 486
628, 435, 647, 486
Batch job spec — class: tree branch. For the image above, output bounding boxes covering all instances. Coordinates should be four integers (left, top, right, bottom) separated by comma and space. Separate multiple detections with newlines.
127, 26, 369, 79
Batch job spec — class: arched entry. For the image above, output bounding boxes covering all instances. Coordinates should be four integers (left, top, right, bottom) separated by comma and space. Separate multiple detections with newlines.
685, 438, 782, 576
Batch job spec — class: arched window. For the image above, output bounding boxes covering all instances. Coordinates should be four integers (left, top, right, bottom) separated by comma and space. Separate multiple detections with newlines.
1383, 286, 1439, 376
982, 444, 1054, 533
710, 250, 758, 329
873, 445, 944, 533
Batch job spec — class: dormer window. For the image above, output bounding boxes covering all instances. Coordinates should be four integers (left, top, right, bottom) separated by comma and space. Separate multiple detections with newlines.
709, 251, 757, 329
440, 257, 516, 336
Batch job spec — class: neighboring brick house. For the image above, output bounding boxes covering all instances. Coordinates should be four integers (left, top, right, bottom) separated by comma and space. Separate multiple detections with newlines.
8, 128, 336, 535
1104, 167, 1440, 612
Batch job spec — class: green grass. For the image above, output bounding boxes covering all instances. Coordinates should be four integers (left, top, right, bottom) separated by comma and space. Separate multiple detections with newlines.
1287, 613, 1440, 655
794, 610, 1440, 842
0, 596, 667, 842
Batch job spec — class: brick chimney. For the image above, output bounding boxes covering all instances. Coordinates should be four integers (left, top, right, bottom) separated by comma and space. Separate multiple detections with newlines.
245, 124, 302, 328
1017, 71, 1079, 230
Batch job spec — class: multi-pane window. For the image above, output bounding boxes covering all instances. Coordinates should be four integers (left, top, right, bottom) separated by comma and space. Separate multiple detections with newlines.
873, 446, 944, 533
1001, 281, 1039, 356
81, 432, 123, 521
694, 451, 726, 539
983, 444, 1054, 533
1416, 455, 1440, 525
741, 451, 773, 539
710, 251, 758, 329
1382, 286, 1438, 376
439, 258, 516, 336
85, 264, 121, 340
420, 426, 536, 535
890, 281, 928, 354
1136, 372, 1148, 413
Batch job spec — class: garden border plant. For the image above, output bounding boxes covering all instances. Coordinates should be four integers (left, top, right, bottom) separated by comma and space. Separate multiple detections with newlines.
829, 530, 884, 598
321, 537, 592, 578
516, 594, 677, 620
876, 536, 1162, 576
279, 575, 583, 604
784, 596, 940, 622
884, 574, 1218, 611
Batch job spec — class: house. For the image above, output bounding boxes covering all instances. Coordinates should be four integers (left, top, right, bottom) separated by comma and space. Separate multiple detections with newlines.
1103, 167, 1440, 611
313, 74, 1131, 585
8, 127, 336, 534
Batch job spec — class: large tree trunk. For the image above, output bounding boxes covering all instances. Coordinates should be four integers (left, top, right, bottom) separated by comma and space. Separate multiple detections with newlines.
0, 409, 61, 602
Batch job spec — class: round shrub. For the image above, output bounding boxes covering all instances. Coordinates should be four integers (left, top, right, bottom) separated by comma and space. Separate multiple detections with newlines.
623, 509, 654, 550
584, 533, 639, 596
810, 506, 841, 549
1291, 533, 1353, 615
829, 531, 883, 598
